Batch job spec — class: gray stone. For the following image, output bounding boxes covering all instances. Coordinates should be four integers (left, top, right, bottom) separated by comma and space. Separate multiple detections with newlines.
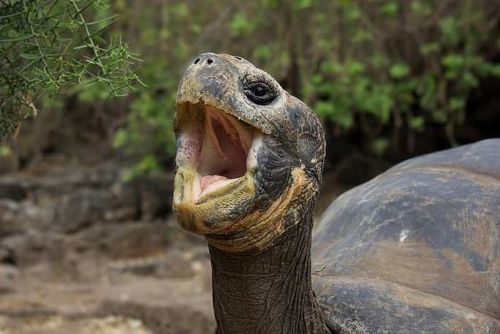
1, 231, 65, 267
0, 264, 19, 283
0, 200, 26, 237
0, 180, 27, 201
75, 223, 169, 259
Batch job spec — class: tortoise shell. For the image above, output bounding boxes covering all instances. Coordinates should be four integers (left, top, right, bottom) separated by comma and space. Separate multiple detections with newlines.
312, 139, 500, 333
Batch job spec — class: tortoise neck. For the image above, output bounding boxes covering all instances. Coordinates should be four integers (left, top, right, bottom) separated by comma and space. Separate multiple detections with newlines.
208, 210, 327, 334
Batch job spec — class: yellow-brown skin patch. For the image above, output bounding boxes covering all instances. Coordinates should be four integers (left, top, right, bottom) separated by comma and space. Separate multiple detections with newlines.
173, 165, 256, 234
174, 166, 311, 253
206, 167, 310, 253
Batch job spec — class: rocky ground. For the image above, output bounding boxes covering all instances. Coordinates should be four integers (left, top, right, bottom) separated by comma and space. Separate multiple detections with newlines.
0, 159, 215, 334
0, 149, 349, 334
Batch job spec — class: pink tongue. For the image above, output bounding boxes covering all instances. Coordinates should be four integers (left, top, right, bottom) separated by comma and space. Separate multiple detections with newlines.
200, 175, 228, 192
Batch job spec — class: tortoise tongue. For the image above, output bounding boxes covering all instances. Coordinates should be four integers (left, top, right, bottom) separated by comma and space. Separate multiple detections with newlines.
200, 175, 228, 193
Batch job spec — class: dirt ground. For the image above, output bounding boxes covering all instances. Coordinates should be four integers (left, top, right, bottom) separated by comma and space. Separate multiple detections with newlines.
0, 154, 349, 334
0, 221, 215, 334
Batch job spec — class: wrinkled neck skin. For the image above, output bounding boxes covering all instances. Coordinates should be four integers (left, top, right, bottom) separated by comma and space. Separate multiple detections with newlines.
209, 208, 328, 334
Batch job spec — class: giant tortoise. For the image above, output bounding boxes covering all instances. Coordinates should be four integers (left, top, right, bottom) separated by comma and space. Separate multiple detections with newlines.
173, 53, 499, 333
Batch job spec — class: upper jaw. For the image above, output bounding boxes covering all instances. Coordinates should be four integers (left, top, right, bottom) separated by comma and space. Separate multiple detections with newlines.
174, 101, 263, 205
176, 73, 285, 138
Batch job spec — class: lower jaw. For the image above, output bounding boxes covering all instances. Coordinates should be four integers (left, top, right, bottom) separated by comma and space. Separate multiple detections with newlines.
173, 166, 309, 254
173, 166, 256, 234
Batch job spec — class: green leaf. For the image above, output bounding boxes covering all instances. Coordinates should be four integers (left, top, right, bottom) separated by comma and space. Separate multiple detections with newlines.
254, 45, 271, 60
442, 54, 465, 79
372, 138, 389, 157
124, 155, 160, 181
345, 5, 361, 21
442, 53, 464, 69
0, 145, 11, 157
112, 128, 128, 148
420, 43, 440, 55
432, 110, 447, 123
171, 3, 188, 17
411, 1, 432, 17
346, 61, 365, 75
389, 63, 410, 79
353, 29, 372, 44
463, 71, 479, 88
439, 17, 460, 46
19, 53, 40, 60
311, 74, 323, 85
419, 75, 437, 110
448, 97, 465, 111
320, 61, 338, 74
230, 13, 253, 36
298, 0, 313, 9
380, 2, 398, 17
409, 116, 424, 131
370, 54, 389, 68
190, 24, 202, 34
314, 101, 354, 128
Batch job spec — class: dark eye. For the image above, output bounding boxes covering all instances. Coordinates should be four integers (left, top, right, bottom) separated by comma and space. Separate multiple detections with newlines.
244, 82, 277, 105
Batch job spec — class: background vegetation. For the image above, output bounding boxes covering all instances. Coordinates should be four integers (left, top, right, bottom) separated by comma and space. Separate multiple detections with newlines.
0, 0, 140, 140
2, 0, 500, 180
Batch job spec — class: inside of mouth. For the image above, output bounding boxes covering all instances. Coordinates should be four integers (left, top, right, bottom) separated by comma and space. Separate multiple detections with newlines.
198, 106, 252, 191
177, 103, 254, 201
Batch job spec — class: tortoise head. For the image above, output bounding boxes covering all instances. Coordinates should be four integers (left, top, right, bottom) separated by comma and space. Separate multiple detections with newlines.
173, 53, 325, 253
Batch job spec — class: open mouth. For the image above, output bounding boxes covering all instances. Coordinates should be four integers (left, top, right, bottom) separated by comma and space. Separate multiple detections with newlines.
175, 102, 261, 203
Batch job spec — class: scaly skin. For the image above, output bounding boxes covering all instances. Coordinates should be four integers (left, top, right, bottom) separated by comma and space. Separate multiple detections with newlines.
173, 53, 500, 334
173, 53, 328, 333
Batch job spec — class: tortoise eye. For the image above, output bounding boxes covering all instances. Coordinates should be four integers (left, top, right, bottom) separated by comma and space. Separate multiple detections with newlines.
244, 82, 277, 105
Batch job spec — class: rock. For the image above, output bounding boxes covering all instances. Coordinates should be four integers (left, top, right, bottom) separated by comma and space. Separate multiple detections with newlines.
51, 172, 173, 233
0, 164, 174, 235
132, 173, 173, 220
29, 164, 119, 201
0, 155, 17, 175
108, 257, 163, 276
74, 223, 169, 259
0, 200, 55, 236
0, 231, 65, 267
0, 264, 19, 284
53, 186, 138, 233
105, 223, 169, 259
0, 180, 27, 201
0, 264, 18, 298
106, 251, 209, 279
1, 222, 171, 269
0, 246, 15, 265
54, 189, 111, 233
0, 200, 27, 237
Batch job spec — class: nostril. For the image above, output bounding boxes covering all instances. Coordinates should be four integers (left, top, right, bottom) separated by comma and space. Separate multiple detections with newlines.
235, 56, 242, 60
194, 58, 200, 64
207, 58, 213, 65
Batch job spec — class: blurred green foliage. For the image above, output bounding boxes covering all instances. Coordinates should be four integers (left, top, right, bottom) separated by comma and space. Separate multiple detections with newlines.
3, 0, 500, 170
306, 0, 500, 149
107, 0, 499, 171
0, 0, 141, 140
